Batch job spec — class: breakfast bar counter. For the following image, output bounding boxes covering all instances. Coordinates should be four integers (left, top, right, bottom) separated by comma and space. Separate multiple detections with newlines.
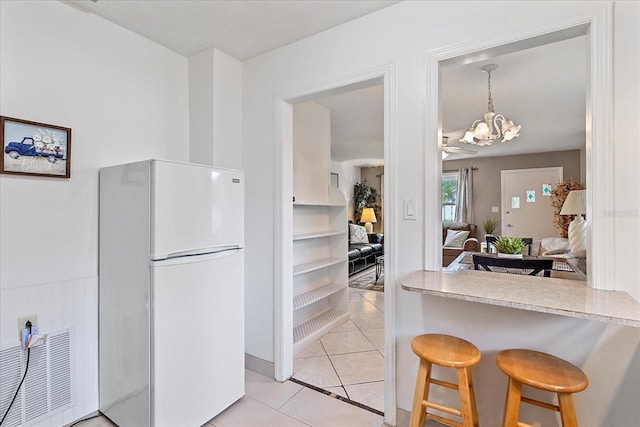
401, 269, 640, 327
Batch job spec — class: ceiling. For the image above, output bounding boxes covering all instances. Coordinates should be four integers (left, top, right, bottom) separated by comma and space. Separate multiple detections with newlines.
317, 34, 587, 164
317, 84, 385, 166
441, 35, 587, 161
63, 1, 587, 166
64, 0, 399, 59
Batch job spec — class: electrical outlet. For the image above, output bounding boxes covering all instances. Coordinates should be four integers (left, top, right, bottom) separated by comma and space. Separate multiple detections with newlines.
17, 314, 38, 341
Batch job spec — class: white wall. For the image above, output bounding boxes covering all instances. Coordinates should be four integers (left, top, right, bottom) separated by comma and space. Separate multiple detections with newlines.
243, 1, 639, 425
293, 101, 330, 201
0, 1, 189, 424
189, 49, 215, 164
189, 48, 243, 169
612, 0, 640, 302
330, 160, 361, 221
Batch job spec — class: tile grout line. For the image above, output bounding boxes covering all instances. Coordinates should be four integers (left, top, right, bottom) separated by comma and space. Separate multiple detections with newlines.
275, 382, 306, 411
283, 391, 314, 426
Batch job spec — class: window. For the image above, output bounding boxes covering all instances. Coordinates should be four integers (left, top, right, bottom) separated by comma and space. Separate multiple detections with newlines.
442, 172, 457, 222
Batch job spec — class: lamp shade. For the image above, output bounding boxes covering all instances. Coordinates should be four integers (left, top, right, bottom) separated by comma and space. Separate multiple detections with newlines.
360, 208, 377, 223
560, 190, 586, 215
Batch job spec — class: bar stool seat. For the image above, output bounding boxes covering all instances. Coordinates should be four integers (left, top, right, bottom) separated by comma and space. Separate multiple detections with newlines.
496, 349, 589, 427
410, 334, 481, 427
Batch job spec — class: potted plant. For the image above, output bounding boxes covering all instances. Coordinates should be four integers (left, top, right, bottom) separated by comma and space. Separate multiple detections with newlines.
492, 236, 525, 258
353, 180, 380, 223
482, 217, 498, 237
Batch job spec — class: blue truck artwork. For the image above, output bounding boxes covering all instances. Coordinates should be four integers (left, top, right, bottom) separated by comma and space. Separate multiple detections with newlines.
4, 136, 65, 163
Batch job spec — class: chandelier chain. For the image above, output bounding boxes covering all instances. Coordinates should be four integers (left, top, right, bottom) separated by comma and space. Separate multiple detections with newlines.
487, 70, 494, 113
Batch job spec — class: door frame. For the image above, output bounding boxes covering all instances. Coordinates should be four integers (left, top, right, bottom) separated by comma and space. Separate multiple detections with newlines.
500, 167, 563, 237
426, 6, 613, 289
274, 63, 397, 422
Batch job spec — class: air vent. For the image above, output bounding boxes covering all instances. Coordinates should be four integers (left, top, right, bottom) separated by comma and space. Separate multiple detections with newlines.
0, 328, 73, 427
0, 346, 22, 427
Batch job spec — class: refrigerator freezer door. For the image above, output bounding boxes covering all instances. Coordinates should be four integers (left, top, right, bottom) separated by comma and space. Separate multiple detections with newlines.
150, 250, 245, 427
150, 160, 244, 260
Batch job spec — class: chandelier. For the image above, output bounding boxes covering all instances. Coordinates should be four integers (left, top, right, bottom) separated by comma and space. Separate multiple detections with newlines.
459, 64, 521, 146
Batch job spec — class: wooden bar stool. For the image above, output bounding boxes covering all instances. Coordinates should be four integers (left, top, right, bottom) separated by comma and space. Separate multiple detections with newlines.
410, 334, 481, 427
496, 349, 589, 427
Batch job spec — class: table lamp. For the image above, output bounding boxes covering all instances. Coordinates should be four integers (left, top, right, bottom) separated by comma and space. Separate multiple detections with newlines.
360, 208, 377, 234
560, 189, 587, 253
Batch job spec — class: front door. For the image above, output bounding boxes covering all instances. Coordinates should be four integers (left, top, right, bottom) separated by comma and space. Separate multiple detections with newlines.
501, 167, 563, 240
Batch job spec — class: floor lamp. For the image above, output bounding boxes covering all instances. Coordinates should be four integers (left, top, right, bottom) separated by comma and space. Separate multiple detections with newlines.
560, 190, 587, 254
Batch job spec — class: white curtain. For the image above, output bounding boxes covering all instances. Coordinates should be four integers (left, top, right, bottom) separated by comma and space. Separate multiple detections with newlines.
455, 168, 474, 224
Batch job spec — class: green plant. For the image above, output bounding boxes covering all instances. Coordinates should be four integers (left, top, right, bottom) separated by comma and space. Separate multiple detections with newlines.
482, 217, 498, 234
353, 180, 380, 223
492, 236, 525, 254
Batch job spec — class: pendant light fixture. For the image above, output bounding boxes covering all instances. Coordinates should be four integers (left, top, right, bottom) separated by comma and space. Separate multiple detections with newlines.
460, 64, 521, 146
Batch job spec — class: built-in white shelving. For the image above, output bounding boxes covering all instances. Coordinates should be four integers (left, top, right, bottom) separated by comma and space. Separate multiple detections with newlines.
293, 257, 344, 276
293, 309, 349, 354
293, 230, 343, 241
293, 282, 345, 311
291, 187, 348, 353
293, 201, 344, 207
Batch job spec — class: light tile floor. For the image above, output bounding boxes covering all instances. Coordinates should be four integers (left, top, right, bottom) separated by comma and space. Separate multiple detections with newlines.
293, 283, 385, 414
73, 368, 384, 427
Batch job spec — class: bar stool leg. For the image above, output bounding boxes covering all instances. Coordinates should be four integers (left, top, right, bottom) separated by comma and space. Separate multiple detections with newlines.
502, 377, 522, 427
410, 358, 432, 427
558, 393, 578, 427
456, 366, 478, 427
467, 368, 479, 427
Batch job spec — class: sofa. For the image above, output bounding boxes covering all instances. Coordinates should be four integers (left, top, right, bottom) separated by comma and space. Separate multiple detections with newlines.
348, 223, 384, 276
442, 222, 480, 267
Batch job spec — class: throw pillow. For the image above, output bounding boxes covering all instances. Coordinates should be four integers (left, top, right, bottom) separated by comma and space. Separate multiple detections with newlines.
542, 248, 571, 256
349, 224, 369, 244
443, 229, 470, 248
540, 237, 570, 256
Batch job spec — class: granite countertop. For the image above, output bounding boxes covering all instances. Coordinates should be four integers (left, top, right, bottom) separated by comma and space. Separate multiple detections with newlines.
401, 270, 640, 327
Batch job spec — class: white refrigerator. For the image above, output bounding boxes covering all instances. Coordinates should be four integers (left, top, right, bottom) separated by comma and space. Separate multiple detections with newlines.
99, 160, 245, 427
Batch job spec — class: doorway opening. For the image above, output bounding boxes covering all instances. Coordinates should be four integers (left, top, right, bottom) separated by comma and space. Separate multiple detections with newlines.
285, 80, 387, 415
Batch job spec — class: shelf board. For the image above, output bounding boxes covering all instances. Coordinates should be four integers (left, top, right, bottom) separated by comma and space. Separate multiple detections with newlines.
293, 230, 344, 241
293, 201, 345, 207
293, 257, 345, 276
293, 282, 345, 311
293, 309, 349, 354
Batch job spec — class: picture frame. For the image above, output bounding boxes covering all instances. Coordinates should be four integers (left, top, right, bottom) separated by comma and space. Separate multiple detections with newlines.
1, 116, 71, 178
330, 172, 339, 188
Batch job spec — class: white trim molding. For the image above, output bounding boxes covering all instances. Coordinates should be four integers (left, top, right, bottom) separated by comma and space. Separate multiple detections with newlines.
426, 5, 614, 290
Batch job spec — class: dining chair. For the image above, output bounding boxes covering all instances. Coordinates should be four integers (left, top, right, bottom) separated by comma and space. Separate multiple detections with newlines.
472, 254, 553, 277
485, 236, 534, 255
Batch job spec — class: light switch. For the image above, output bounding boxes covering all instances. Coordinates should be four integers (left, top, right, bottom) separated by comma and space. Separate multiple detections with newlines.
404, 199, 417, 220
492, 206, 499, 213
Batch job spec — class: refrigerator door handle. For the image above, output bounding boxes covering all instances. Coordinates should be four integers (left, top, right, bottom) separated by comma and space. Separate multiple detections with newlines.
159, 245, 242, 260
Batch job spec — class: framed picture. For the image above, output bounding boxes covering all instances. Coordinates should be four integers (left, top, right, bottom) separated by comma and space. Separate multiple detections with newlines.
1, 116, 71, 178
330, 172, 339, 188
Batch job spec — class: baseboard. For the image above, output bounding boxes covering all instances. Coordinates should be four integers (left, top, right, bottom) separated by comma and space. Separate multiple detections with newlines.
245, 353, 274, 379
